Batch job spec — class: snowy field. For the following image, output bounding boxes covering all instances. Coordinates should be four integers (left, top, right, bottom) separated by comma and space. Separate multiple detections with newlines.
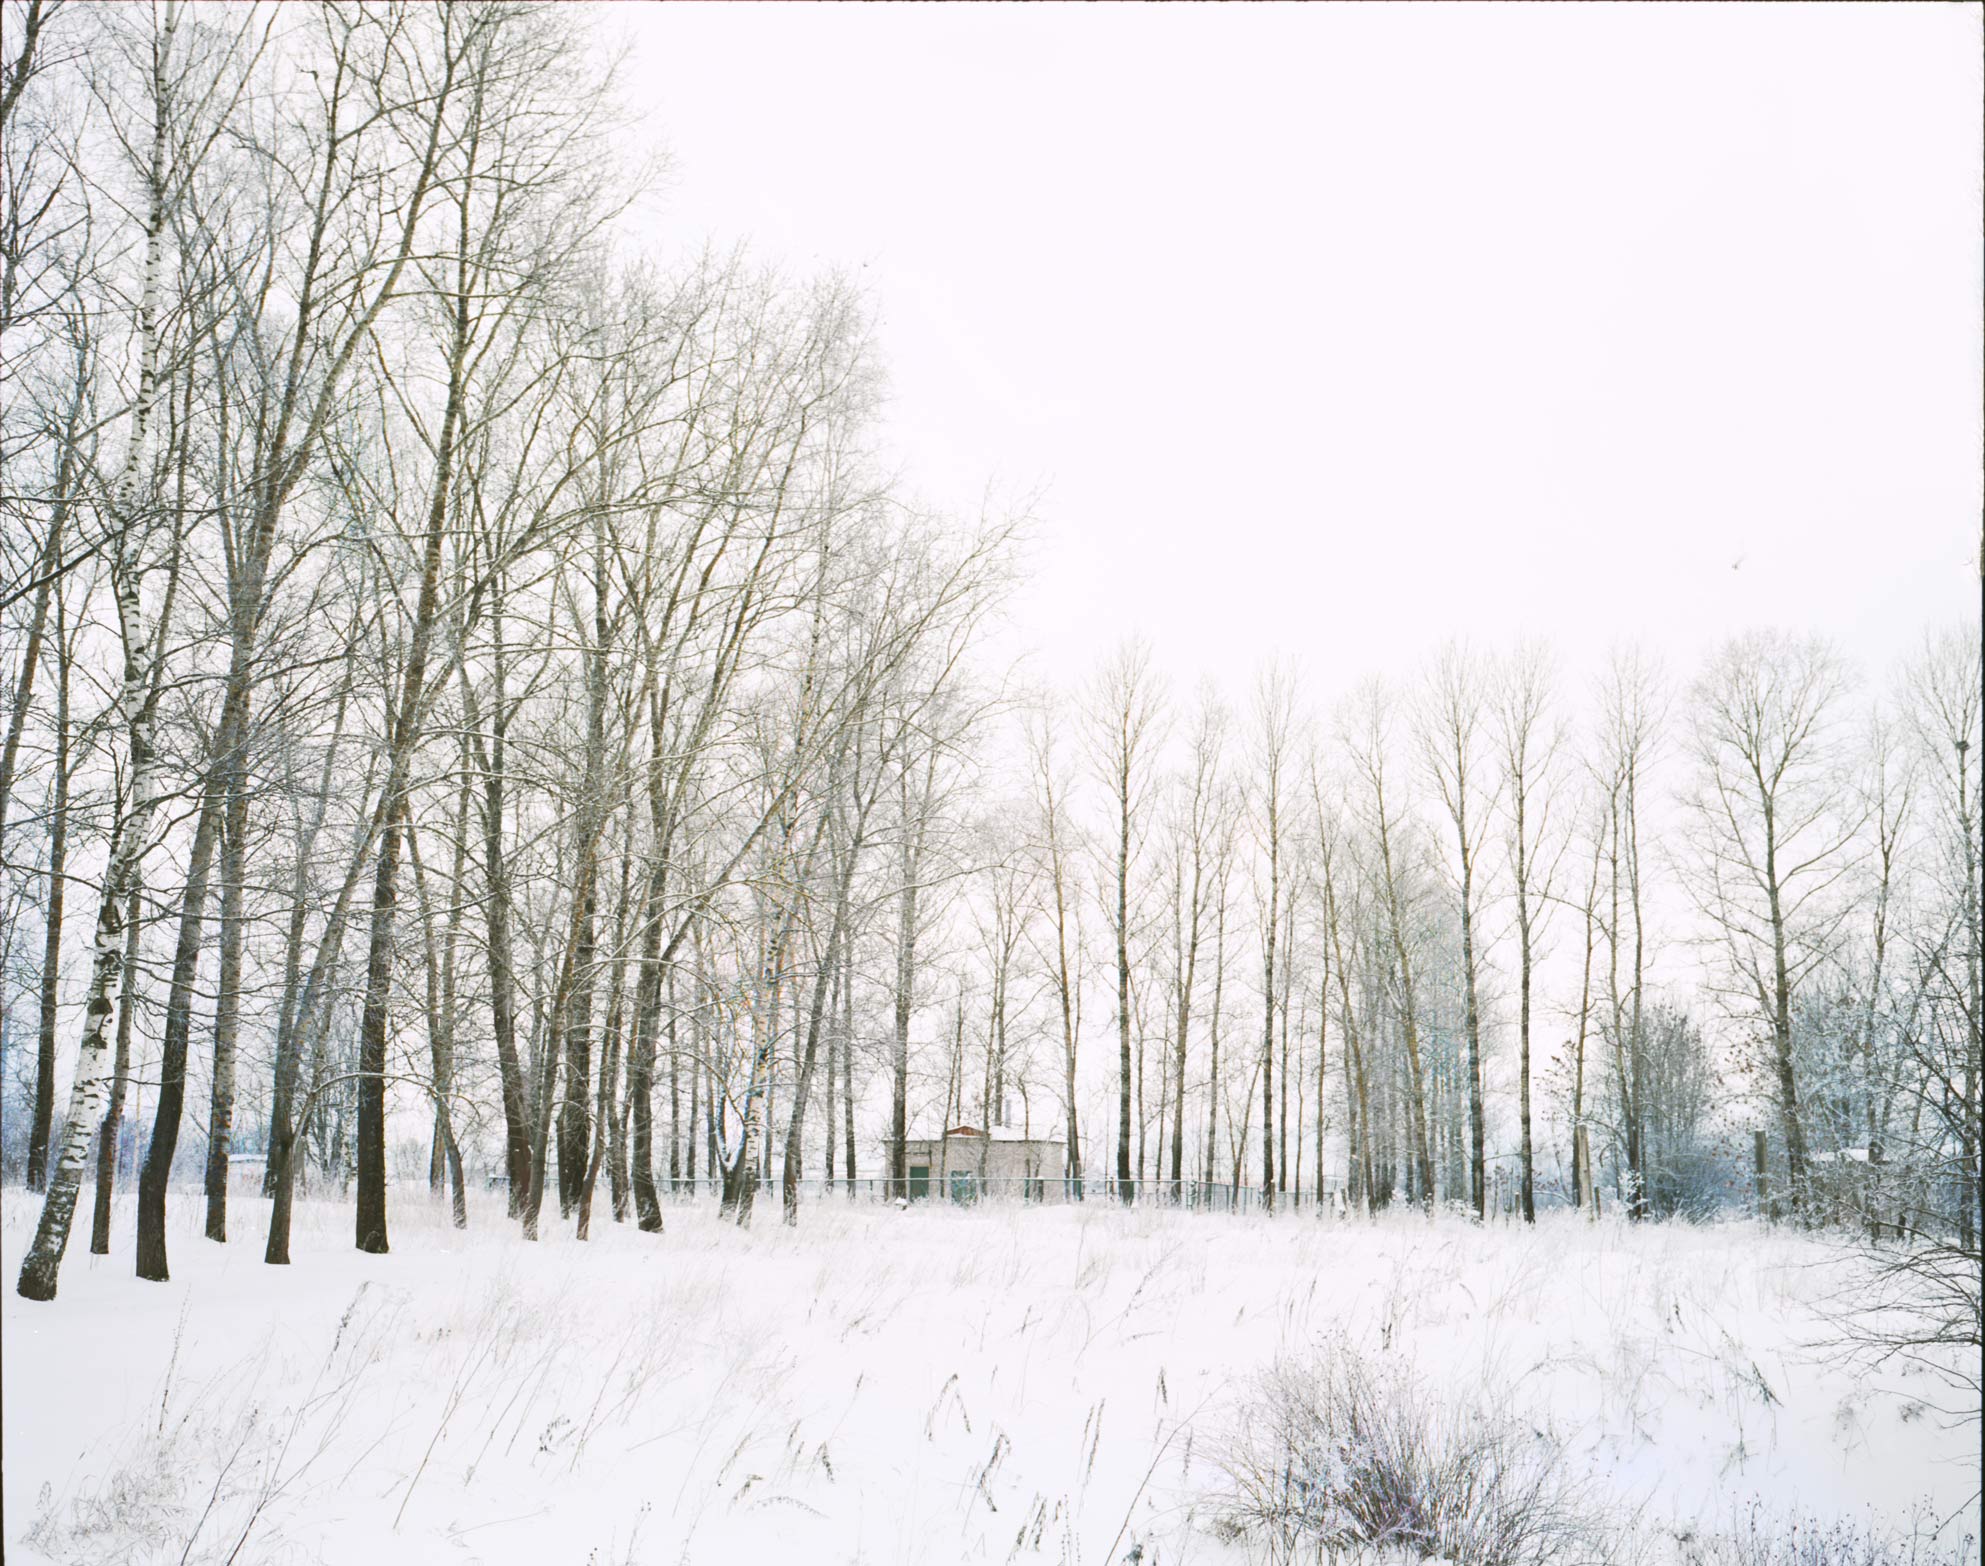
3, 1189, 1977, 1565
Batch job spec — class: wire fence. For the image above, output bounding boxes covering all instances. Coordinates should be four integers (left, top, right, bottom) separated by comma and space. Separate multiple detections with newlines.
631, 1173, 1351, 1214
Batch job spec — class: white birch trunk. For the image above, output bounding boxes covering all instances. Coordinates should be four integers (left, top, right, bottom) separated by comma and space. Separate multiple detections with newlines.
15, 6, 177, 1300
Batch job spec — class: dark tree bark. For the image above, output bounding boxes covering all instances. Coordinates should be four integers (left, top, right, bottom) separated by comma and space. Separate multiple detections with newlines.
782, 916, 844, 1225
25, 608, 69, 1192
202, 748, 250, 1242
89, 886, 145, 1254
841, 939, 857, 1190
0, 443, 70, 861
264, 637, 358, 1197
463, 668, 532, 1215
557, 871, 597, 1217
136, 765, 227, 1282
627, 860, 668, 1232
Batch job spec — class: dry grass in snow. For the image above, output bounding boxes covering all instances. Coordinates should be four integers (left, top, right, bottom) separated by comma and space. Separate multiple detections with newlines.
2, 1188, 1977, 1565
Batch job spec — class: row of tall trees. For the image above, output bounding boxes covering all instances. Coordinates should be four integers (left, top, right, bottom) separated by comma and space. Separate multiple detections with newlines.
990, 628, 1975, 1254
0, 0, 1017, 1300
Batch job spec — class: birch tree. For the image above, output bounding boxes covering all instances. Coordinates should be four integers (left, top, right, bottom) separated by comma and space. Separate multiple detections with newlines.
18, 0, 193, 1300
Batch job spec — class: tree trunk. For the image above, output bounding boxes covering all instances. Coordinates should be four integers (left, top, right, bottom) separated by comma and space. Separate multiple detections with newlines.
136, 768, 227, 1282
1204, 881, 1227, 1191
1627, 765, 1649, 1220
891, 866, 917, 1199
202, 741, 251, 1242
577, 896, 630, 1241
1259, 835, 1278, 1213
465, 676, 532, 1214
18, 775, 157, 1299
1057, 891, 1081, 1197
264, 657, 356, 1196
1764, 834, 1809, 1216
263, 814, 379, 1264
1384, 898, 1434, 1205
25, 641, 69, 1192
824, 958, 838, 1181
627, 859, 667, 1232
1459, 861, 1485, 1221
1515, 789, 1536, 1222
1571, 831, 1601, 1209
782, 916, 844, 1226
354, 253, 475, 1254
89, 886, 145, 1254
557, 873, 597, 1217
407, 820, 467, 1228
353, 794, 408, 1255
842, 942, 857, 1191
1116, 775, 1134, 1204
1314, 956, 1328, 1203
1277, 894, 1292, 1197
0, 501, 65, 859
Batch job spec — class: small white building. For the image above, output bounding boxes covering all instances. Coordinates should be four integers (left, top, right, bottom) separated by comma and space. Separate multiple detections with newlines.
902, 1125, 1066, 1201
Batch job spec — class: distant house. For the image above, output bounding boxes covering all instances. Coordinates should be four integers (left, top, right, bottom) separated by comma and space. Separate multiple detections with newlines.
901, 1125, 1066, 1202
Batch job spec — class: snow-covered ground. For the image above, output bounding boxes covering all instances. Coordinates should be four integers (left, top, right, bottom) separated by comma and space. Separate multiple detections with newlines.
4, 1188, 1977, 1564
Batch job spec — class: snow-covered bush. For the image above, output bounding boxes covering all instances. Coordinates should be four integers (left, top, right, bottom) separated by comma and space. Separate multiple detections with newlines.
1210, 1343, 1609, 1564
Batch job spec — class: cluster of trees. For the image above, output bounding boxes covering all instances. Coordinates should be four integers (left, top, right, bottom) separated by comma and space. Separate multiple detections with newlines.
1, 0, 1017, 1300
1020, 632, 1977, 1237
3, 2, 1978, 1314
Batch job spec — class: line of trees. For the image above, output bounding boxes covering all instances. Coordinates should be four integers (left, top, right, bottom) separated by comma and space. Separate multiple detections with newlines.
2, 3, 1979, 1314
974, 622, 1977, 1295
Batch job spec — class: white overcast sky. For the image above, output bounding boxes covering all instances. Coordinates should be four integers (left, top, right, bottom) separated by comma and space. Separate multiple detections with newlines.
617, 1, 1982, 707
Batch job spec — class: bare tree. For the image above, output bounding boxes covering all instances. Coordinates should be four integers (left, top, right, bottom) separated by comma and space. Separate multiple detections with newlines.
1493, 642, 1566, 1222
1419, 642, 1497, 1220
1248, 661, 1299, 1213
1591, 649, 1664, 1220
1027, 704, 1087, 1194
1900, 627, 1981, 1253
1684, 632, 1858, 1220
1343, 678, 1435, 1211
1313, 762, 1375, 1212
1165, 686, 1225, 1194
1084, 638, 1168, 1200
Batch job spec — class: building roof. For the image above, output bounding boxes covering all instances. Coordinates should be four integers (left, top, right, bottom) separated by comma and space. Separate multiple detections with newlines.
906, 1124, 1064, 1146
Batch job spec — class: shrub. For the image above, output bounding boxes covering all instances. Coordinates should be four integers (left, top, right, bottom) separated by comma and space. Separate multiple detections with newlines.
1210, 1345, 1610, 1565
